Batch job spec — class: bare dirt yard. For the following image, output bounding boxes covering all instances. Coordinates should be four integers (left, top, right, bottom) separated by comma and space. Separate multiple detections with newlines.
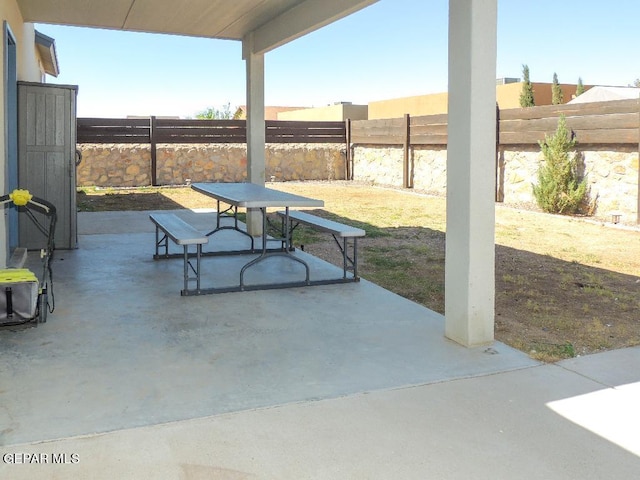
77, 181, 640, 362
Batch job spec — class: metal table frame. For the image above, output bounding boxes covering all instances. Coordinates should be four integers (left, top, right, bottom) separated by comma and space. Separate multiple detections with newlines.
188, 182, 327, 294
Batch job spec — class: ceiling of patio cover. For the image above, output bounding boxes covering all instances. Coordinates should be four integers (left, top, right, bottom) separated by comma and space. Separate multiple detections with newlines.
17, 0, 378, 54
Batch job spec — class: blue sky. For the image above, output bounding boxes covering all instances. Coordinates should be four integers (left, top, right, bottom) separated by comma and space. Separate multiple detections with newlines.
37, 0, 640, 118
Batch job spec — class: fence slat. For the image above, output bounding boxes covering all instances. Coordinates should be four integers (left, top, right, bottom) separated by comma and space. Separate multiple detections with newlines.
409, 134, 448, 145
77, 118, 149, 126
410, 124, 449, 135
410, 113, 448, 125
155, 127, 246, 137
350, 134, 403, 145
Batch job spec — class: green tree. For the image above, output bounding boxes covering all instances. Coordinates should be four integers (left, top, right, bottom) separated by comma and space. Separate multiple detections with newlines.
195, 102, 237, 119
532, 115, 589, 215
519, 64, 535, 107
633, 78, 640, 87
575, 77, 585, 97
551, 72, 563, 104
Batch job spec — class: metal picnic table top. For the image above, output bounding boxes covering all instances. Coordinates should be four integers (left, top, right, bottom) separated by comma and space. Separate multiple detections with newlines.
191, 182, 324, 209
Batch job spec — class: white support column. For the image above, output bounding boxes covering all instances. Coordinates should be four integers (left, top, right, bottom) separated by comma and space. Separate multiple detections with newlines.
445, 0, 497, 347
243, 33, 266, 235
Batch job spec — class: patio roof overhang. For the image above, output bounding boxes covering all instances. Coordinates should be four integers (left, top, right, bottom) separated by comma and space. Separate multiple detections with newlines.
17, 0, 378, 54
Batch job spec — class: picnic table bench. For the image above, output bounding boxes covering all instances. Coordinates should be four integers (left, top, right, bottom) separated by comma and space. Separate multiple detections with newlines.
277, 210, 365, 281
149, 213, 208, 295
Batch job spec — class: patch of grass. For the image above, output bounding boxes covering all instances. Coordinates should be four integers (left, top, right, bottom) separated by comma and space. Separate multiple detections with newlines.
290, 225, 323, 247
521, 341, 576, 362
319, 211, 389, 238
365, 246, 412, 270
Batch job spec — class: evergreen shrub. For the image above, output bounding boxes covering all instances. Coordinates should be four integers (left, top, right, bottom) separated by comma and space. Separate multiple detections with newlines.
532, 115, 590, 215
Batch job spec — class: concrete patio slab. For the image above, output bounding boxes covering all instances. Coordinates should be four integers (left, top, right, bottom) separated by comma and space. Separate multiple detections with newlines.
0, 210, 537, 448
2, 210, 638, 478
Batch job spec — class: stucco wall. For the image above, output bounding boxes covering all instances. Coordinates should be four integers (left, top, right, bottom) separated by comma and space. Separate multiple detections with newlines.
1, 5, 44, 192
277, 104, 368, 121
368, 92, 449, 120
353, 145, 639, 222
368, 83, 590, 119
1, 4, 52, 266
77, 143, 346, 187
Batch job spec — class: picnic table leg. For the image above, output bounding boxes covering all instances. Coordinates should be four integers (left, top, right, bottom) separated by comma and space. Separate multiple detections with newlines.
182, 246, 189, 294
342, 238, 348, 279
204, 199, 255, 251
353, 238, 359, 280
239, 207, 311, 289
196, 244, 202, 292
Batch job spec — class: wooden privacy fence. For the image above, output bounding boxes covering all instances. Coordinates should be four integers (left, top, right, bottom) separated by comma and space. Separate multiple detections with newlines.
350, 98, 640, 193
349, 98, 640, 146
498, 99, 640, 145
77, 117, 347, 185
77, 117, 347, 144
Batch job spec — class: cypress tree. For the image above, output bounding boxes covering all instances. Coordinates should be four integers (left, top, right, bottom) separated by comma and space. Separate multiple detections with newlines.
532, 115, 589, 214
552, 72, 564, 105
519, 64, 535, 107
575, 77, 585, 97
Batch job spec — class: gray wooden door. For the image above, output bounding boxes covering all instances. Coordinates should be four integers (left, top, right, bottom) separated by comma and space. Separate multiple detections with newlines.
18, 82, 78, 249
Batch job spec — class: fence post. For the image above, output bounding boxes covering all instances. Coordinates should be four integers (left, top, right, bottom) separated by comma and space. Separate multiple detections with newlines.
403, 113, 412, 188
345, 119, 352, 180
150, 116, 157, 186
495, 103, 502, 202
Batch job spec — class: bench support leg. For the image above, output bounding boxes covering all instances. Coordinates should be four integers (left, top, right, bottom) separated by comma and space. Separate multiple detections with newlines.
353, 238, 359, 280
332, 235, 359, 281
181, 244, 203, 296
183, 246, 189, 294
154, 226, 170, 258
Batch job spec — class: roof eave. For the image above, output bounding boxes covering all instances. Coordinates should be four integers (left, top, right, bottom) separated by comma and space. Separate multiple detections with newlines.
35, 29, 60, 77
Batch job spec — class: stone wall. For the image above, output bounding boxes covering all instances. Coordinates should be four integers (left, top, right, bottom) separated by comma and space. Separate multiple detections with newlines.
352, 146, 405, 187
351, 145, 447, 195
499, 146, 639, 220
77, 144, 152, 187
77, 143, 346, 187
352, 145, 639, 222
76, 141, 639, 222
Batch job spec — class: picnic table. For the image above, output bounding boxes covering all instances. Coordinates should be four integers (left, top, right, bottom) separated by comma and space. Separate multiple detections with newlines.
151, 182, 364, 295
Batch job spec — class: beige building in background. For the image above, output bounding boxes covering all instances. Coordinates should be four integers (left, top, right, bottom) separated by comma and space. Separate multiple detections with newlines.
274, 81, 593, 121
235, 105, 311, 120
277, 102, 367, 121
368, 81, 593, 119
496, 81, 591, 109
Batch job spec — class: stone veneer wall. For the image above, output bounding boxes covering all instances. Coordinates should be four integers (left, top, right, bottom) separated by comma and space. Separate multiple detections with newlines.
76, 142, 638, 221
499, 146, 639, 219
351, 145, 447, 195
353, 145, 639, 222
77, 143, 346, 187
